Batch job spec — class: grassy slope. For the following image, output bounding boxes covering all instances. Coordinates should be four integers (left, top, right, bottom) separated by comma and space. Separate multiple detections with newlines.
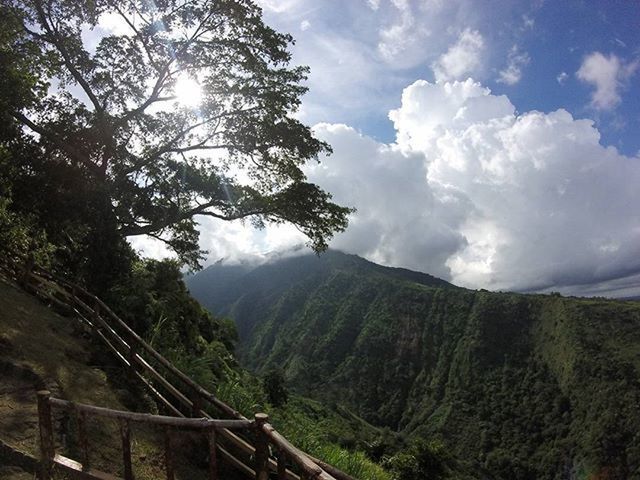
0, 273, 212, 479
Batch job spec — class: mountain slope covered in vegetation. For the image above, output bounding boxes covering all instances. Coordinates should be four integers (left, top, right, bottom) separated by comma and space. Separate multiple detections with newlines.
187, 251, 640, 480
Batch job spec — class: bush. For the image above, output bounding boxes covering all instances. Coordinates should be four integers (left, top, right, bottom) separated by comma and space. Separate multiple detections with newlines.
384, 439, 448, 480
263, 368, 289, 407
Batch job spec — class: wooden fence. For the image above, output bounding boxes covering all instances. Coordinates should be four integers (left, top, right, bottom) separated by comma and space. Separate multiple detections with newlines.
0, 258, 353, 480
37, 390, 253, 480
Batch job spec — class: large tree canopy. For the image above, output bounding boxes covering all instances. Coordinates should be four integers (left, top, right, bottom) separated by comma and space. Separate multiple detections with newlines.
1, 0, 352, 268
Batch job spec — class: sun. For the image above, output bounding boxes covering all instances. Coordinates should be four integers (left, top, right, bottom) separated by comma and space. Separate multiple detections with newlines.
174, 75, 203, 108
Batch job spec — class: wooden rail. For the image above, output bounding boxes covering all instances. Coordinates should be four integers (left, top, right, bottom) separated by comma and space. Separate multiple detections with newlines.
0, 258, 353, 480
37, 390, 252, 480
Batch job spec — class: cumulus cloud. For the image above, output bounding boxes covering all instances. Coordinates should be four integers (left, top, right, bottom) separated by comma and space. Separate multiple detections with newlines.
497, 46, 530, 85
305, 123, 468, 279
306, 79, 640, 293
577, 52, 638, 110
432, 29, 485, 82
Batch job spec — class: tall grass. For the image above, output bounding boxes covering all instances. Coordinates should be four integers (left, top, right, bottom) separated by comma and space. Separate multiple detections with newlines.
214, 375, 391, 480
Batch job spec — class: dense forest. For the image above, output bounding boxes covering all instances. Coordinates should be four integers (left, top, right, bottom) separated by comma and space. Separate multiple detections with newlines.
187, 251, 640, 480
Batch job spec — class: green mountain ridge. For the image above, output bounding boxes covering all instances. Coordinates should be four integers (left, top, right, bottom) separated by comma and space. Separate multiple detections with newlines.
187, 250, 640, 480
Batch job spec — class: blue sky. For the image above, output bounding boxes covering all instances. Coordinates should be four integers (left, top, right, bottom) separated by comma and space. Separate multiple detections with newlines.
126, 0, 640, 297
258, 0, 640, 155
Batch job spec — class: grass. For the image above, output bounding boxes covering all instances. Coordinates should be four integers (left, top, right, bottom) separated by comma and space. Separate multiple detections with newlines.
215, 373, 392, 480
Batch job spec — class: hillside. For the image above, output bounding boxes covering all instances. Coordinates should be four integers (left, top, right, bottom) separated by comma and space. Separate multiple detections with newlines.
0, 273, 199, 479
0, 266, 391, 480
187, 251, 640, 480
186, 250, 453, 341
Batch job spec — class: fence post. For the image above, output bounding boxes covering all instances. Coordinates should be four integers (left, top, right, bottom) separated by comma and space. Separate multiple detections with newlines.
77, 409, 91, 471
164, 428, 174, 480
277, 447, 287, 480
254, 413, 269, 480
120, 419, 134, 480
207, 426, 218, 480
37, 390, 55, 480
20, 252, 35, 288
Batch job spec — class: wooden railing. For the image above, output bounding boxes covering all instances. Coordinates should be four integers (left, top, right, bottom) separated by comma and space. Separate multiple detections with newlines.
0, 258, 354, 480
37, 390, 253, 480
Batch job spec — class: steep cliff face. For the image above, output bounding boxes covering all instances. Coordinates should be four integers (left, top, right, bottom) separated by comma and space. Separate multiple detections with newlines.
187, 251, 640, 479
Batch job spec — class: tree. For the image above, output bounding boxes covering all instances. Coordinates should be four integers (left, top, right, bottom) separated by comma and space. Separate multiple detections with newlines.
1, 0, 352, 272
262, 368, 288, 407
384, 439, 448, 480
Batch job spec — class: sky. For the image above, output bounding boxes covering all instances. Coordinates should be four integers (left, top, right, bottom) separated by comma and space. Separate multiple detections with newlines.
129, 0, 640, 297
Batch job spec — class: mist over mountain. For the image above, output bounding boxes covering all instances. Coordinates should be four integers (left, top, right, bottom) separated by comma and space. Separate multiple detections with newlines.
186, 250, 640, 479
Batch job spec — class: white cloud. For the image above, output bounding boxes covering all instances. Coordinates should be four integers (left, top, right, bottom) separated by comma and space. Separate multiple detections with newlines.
577, 52, 639, 110
305, 123, 468, 279
96, 12, 131, 36
522, 14, 535, 30
366, 0, 381, 10
300, 19, 311, 31
557, 71, 568, 85
197, 218, 305, 266
375, 0, 470, 70
497, 46, 530, 85
299, 33, 382, 115
432, 29, 485, 82
307, 80, 640, 293
128, 235, 173, 260
377, 0, 432, 66
256, 0, 302, 13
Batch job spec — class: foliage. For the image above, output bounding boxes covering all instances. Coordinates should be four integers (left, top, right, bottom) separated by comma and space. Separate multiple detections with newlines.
1, 0, 352, 275
268, 397, 392, 480
188, 250, 640, 480
0, 148, 55, 266
216, 369, 267, 416
107, 258, 237, 389
214, 373, 392, 480
384, 439, 448, 480
262, 367, 288, 407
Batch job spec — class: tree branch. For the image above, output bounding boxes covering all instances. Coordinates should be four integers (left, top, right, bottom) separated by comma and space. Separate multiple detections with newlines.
115, 6, 219, 125
120, 202, 271, 237
10, 110, 100, 174
33, 0, 104, 116
113, 5, 161, 71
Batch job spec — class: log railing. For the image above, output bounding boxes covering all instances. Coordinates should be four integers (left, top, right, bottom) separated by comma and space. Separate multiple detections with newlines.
36, 389, 269, 480
0, 258, 353, 480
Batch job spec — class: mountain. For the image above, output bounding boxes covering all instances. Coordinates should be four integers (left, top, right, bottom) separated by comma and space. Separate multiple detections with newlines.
186, 250, 640, 480
186, 250, 452, 341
